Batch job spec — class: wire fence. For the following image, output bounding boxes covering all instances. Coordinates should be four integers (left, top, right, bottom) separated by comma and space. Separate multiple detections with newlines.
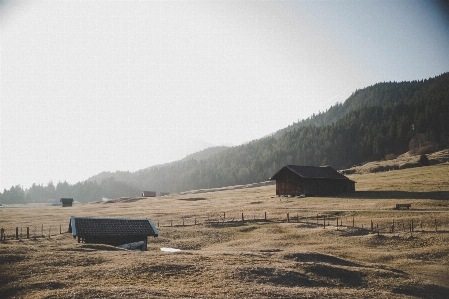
0, 224, 66, 241
153, 211, 447, 235
1, 212, 447, 242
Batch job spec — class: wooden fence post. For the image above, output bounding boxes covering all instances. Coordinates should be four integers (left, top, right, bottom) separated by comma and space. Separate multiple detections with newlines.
287, 213, 289, 223
352, 217, 355, 227
242, 213, 244, 222
371, 220, 373, 231
27, 227, 29, 239
60, 225, 62, 234
16, 227, 19, 240
264, 212, 267, 221
223, 212, 226, 222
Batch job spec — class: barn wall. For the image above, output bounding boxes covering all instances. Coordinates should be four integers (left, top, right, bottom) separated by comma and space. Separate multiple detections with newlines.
302, 178, 351, 196
274, 168, 354, 196
82, 235, 147, 247
275, 168, 303, 196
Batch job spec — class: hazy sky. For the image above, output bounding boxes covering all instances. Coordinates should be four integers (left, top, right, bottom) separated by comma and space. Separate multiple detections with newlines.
1, 0, 449, 190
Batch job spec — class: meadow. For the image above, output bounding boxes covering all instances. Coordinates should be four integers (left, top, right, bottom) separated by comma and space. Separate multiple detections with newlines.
1, 163, 449, 298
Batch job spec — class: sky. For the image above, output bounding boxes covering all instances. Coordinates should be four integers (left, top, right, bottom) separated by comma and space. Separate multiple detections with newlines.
1, 0, 449, 191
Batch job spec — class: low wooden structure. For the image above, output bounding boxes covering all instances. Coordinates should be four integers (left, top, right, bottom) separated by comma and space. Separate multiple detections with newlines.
269, 165, 355, 197
60, 198, 74, 207
69, 216, 158, 250
142, 191, 156, 197
395, 203, 411, 210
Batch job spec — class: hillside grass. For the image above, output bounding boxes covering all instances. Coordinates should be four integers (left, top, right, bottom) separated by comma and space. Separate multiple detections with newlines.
1, 163, 449, 298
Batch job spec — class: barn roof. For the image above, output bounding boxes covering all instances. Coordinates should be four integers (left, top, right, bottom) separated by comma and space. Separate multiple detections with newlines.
269, 165, 351, 180
69, 216, 158, 238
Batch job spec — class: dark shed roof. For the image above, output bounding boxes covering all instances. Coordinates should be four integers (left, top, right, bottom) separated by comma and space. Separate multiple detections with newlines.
69, 216, 159, 238
60, 198, 74, 202
269, 165, 349, 180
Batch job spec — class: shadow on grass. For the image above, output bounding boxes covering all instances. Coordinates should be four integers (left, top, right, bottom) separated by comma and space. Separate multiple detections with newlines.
284, 252, 361, 267
0, 286, 26, 298
239, 265, 366, 288
0, 253, 26, 265
0, 282, 66, 299
304, 263, 365, 287
345, 191, 449, 200
238, 267, 329, 287
392, 284, 449, 299
77, 244, 122, 251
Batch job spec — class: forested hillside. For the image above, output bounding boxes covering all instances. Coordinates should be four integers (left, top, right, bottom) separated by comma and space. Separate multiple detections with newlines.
89, 72, 449, 192
2, 73, 448, 203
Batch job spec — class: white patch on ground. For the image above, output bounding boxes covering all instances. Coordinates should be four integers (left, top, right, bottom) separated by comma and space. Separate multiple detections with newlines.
161, 247, 181, 252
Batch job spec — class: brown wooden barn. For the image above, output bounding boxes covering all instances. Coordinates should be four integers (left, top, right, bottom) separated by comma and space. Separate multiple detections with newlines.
60, 198, 74, 207
269, 165, 355, 197
142, 191, 156, 197
69, 216, 158, 250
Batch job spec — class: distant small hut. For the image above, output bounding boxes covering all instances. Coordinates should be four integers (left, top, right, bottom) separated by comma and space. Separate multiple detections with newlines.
269, 165, 355, 197
69, 216, 159, 251
160, 192, 170, 196
60, 198, 74, 207
142, 191, 156, 197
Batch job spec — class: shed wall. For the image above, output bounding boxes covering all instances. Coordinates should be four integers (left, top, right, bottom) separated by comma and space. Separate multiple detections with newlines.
274, 168, 354, 196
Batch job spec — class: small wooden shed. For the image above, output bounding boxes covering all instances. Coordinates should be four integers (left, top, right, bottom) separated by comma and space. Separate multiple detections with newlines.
60, 198, 74, 207
69, 216, 159, 250
269, 165, 355, 197
142, 191, 156, 197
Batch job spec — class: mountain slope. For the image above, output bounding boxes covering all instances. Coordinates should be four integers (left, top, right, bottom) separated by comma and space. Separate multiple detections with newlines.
272, 73, 449, 139
88, 72, 449, 193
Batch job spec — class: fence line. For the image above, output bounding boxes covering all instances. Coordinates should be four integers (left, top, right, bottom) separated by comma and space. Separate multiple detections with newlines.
0, 224, 66, 241
153, 211, 446, 236
1, 213, 446, 242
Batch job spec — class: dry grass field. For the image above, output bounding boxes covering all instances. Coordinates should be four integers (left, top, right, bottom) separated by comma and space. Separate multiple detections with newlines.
1, 163, 449, 298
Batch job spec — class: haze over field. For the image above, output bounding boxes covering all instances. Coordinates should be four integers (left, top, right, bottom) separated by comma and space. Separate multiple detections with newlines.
1, 0, 449, 190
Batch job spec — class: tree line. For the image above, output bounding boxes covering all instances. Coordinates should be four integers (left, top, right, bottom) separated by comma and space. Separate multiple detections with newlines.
0, 177, 141, 204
